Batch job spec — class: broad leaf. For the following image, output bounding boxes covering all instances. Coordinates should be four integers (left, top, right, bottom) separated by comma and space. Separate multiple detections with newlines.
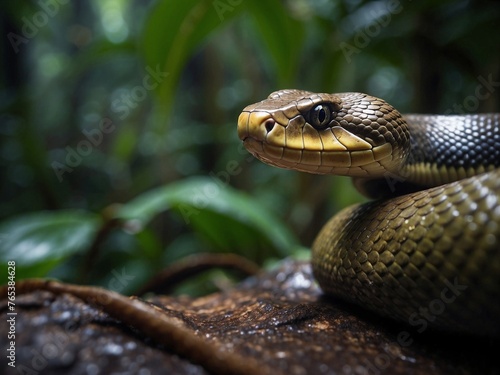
117, 177, 300, 260
141, 0, 245, 120
246, 1, 305, 85
0, 210, 101, 281
141, 0, 304, 125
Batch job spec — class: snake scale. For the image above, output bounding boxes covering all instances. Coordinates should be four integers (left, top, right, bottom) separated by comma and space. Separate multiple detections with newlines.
237, 89, 500, 336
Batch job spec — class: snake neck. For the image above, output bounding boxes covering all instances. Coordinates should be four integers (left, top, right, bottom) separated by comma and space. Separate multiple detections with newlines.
357, 113, 500, 199
402, 114, 500, 185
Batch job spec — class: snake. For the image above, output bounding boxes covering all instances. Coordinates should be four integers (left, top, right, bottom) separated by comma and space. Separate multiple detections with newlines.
237, 89, 500, 337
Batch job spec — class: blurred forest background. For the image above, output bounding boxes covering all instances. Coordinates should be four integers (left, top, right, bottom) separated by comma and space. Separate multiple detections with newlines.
1, 0, 499, 293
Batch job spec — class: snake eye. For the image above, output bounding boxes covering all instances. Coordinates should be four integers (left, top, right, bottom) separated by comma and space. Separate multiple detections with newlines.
308, 104, 332, 129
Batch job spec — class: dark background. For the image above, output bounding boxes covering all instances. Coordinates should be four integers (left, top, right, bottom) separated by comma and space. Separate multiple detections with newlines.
1, 0, 499, 292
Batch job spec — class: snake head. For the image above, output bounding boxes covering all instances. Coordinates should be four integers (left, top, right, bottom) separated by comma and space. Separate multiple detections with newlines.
237, 89, 409, 177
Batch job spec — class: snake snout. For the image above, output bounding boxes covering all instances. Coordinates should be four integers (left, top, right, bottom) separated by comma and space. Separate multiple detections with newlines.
237, 111, 274, 142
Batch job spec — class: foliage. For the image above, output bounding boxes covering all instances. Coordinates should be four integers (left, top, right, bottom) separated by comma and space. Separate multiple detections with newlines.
0, 0, 498, 291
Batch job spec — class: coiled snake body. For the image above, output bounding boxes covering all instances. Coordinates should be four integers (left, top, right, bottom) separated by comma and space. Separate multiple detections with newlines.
237, 90, 500, 336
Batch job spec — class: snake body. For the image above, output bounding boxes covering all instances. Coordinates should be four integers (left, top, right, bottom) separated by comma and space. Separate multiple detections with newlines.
237, 89, 500, 336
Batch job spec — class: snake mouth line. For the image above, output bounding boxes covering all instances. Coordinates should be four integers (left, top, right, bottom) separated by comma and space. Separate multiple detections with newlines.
243, 137, 394, 175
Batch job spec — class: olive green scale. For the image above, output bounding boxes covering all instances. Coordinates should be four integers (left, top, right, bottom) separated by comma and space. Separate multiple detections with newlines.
238, 89, 500, 336
312, 169, 500, 336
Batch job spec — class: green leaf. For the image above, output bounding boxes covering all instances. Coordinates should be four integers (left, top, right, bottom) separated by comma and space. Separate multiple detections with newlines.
0, 210, 101, 281
141, 0, 245, 123
117, 177, 300, 261
141, 0, 304, 126
246, 1, 305, 85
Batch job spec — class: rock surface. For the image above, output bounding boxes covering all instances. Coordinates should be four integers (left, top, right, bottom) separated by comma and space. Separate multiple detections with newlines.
1, 259, 498, 375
